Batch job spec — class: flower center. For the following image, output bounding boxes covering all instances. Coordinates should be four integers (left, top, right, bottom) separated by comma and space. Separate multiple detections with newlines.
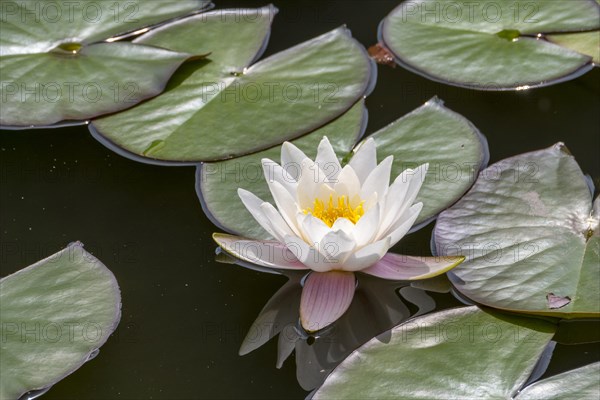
304, 195, 364, 227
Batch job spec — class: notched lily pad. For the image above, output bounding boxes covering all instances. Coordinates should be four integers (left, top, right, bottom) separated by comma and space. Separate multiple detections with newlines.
0, 0, 211, 127
0, 242, 121, 400
380, 0, 600, 90
434, 143, 600, 318
90, 6, 374, 164
198, 97, 488, 239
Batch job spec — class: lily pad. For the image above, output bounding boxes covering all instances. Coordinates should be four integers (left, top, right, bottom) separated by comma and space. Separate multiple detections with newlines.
434, 143, 600, 318
366, 97, 488, 230
199, 97, 487, 239
314, 306, 556, 399
0, 242, 121, 400
380, 0, 600, 90
517, 362, 600, 399
546, 31, 600, 64
0, 0, 211, 127
198, 99, 367, 239
90, 7, 374, 164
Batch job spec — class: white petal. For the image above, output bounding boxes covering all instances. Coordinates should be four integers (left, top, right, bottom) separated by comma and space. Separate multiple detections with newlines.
348, 138, 377, 184
353, 202, 381, 247
262, 158, 297, 195
333, 165, 361, 200
300, 271, 356, 332
283, 235, 333, 272
214, 233, 309, 270
360, 155, 394, 200
386, 202, 423, 247
331, 218, 355, 236
300, 213, 332, 244
316, 229, 357, 266
237, 188, 278, 239
281, 141, 309, 180
260, 203, 296, 242
297, 158, 328, 209
315, 136, 342, 183
266, 180, 303, 236
380, 164, 429, 236
342, 237, 391, 271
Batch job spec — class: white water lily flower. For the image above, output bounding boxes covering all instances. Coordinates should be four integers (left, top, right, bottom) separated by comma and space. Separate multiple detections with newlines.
214, 136, 464, 332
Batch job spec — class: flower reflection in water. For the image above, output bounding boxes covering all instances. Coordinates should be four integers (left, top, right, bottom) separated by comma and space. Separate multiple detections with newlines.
216, 250, 453, 390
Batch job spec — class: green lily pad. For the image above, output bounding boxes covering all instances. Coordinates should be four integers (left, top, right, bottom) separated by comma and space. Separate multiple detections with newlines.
434, 143, 600, 318
0, 0, 210, 127
314, 306, 556, 399
0, 242, 121, 400
366, 97, 488, 229
546, 31, 600, 64
199, 97, 487, 238
517, 362, 600, 399
380, 0, 600, 90
90, 7, 374, 164
198, 99, 367, 239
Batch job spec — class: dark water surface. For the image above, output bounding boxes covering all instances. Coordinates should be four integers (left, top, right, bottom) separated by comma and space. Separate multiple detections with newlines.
1, 0, 599, 399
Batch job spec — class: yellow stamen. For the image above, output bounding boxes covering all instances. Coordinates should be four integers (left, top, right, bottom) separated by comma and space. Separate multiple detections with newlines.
303, 195, 364, 227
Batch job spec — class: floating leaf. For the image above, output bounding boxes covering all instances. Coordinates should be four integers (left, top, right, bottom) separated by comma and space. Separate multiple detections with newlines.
0, 242, 121, 400
380, 0, 600, 90
199, 97, 487, 238
546, 31, 600, 64
90, 7, 374, 164
517, 362, 600, 399
314, 306, 556, 399
198, 99, 367, 239
434, 143, 600, 318
0, 0, 211, 127
365, 97, 488, 229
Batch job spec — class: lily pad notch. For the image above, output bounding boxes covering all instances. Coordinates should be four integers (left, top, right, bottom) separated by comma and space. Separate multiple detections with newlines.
198, 97, 489, 240
379, 0, 600, 90
89, 10, 376, 165
0, 0, 214, 128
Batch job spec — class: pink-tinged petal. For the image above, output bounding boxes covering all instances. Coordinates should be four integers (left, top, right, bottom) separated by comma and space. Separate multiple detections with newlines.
300, 271, 356, 332
353, 202, 381, 247
386, 202, 423, 246
333, 165, 361, 200
237, 188, 279, 239
315, 136, 342, 182
342, 237, 391, 271
362, 253, 465, 280
213, 233, 309, 270
316, 230, 357, 266
266, 180, 303, 237
261, 158, 297, 195
260, 203, 296, 242
348, 138, 377, 184
360, 155, 394, 200
281, 141, 309, 180
283, 235, 333, 272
